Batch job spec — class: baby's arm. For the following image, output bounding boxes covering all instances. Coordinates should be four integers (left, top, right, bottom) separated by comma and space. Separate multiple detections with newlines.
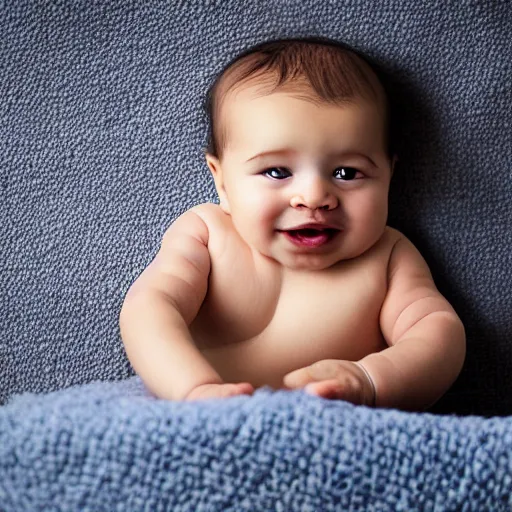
360, 234, 466, 410
119, 207, 253, 401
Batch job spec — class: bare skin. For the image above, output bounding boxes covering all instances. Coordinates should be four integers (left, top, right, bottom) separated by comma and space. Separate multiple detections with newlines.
188, 202, 392, 400
119, 83, 466, 411
120, 202, 464, 410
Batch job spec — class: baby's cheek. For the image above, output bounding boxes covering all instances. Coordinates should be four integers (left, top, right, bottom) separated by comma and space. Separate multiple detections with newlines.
350, 192, 387, 232
240, 193, 275, 224
229, 194, 268, 238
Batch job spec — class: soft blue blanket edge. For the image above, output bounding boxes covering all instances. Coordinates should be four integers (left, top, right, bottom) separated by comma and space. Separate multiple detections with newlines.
1, 377, 511, 511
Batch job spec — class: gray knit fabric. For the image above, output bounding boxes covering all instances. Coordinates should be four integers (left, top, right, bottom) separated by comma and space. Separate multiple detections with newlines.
1, 1, 511, 415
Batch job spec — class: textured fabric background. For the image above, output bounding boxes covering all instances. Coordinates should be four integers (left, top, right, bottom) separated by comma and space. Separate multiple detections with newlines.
1, 0, 511, 415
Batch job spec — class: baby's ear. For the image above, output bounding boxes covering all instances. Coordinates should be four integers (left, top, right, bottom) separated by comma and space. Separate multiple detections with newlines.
205, 153, 231, 214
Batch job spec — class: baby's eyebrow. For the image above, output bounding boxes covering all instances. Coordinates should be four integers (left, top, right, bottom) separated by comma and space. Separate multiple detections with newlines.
245, 148, 377, 168
245, 148, 295, 162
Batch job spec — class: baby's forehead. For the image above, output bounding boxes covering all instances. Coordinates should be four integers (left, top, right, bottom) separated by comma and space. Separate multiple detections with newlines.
209, 46, 394, 157
220, 79, 385, 125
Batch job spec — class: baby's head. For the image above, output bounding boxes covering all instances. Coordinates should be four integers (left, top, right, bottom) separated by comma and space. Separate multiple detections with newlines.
203, 37, 398, 271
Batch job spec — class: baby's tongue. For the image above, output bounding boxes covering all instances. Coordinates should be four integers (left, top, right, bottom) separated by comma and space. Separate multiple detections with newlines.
291, 229, 330, 243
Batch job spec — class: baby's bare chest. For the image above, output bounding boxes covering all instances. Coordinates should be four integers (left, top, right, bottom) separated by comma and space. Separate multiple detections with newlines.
186, 203, 397, 387
189, 244, 390, 385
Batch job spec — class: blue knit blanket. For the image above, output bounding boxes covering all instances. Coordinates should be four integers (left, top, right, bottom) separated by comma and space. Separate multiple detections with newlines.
1, 377, 511, 511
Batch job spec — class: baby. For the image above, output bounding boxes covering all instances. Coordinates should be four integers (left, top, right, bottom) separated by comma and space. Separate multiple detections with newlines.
119, 37, 466, 411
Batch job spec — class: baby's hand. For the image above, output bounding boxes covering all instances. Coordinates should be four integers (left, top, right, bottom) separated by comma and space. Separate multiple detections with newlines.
283, 359, 376, 406
185, 382, 255, 401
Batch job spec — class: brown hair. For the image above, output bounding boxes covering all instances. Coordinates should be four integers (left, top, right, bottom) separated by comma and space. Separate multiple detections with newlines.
203, 36, 397, 161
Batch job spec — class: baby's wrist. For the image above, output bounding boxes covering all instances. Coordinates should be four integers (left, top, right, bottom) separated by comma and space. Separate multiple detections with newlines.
353, 361, 377, 407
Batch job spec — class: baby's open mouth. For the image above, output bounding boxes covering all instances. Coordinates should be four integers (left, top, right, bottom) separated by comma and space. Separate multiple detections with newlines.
289, 228, 337, 236
279, 228, 340, 248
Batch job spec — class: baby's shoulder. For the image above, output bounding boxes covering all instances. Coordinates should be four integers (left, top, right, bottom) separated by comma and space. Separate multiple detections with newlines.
381, 226, 430, 265
370, 226, 406, 259
382, 226, 406, 247
379, 226, 433, 279
189, 202, 229, 229
188, 202, 235, 251
382, 226, 428, 257
189, 203, 231, 233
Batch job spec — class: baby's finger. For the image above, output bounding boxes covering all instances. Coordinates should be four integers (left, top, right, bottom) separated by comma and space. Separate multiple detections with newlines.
186, 382, 254, 401
306, 379, 363, 404
305, 379, 344, 399
283, 367, 316, 389
232, 382, 255, 396
215, 383, 254, 398
284, 360, 351, 389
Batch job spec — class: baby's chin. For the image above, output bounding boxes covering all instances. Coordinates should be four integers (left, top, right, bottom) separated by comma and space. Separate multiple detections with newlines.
267, 250, 346, 272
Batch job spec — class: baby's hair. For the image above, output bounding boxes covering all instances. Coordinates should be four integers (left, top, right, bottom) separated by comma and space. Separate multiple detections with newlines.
204, 36, 397, 161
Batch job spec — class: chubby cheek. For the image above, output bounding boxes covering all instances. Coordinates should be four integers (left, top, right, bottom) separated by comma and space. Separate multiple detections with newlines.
347, 192, 388, 243
250, 197, 281, 241
231, 185, 281, 240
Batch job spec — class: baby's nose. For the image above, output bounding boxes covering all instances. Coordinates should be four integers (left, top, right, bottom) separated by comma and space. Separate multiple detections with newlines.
290, 179, 338, 210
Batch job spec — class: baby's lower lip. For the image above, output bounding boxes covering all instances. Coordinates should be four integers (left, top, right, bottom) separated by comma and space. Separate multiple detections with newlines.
279, 228, 340, 248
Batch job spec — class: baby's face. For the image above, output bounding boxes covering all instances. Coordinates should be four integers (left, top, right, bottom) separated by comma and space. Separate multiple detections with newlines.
206, 84, 395, 271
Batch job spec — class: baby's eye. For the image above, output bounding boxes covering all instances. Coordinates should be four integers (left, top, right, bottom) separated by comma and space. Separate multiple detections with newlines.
262, 167, 290, 180
333, 167, 361, 181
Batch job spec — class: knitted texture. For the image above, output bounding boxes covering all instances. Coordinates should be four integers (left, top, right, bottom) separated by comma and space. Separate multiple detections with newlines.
1, 378, 511, 511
